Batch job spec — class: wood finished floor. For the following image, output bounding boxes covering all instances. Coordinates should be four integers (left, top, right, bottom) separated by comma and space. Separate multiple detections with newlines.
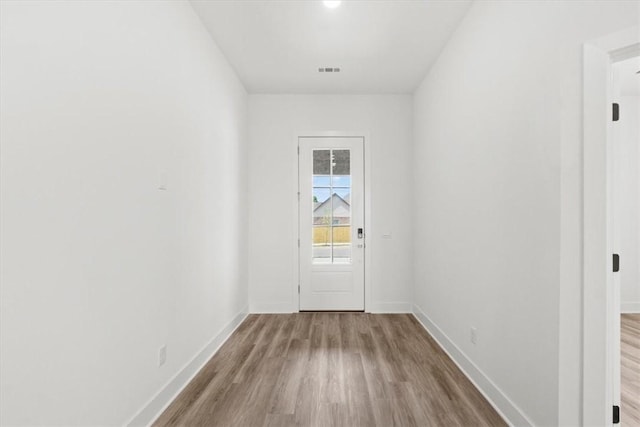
622, 314, 640, 427
154, 313, 506, 427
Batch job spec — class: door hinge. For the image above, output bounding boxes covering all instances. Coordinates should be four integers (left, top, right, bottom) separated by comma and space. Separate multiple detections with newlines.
298, 284, 300, 293
613, 405, 620, 424
613, 103, 619, 121
613, 253, 620, 272
297, 146, 300, 155
298, 238, 300, 248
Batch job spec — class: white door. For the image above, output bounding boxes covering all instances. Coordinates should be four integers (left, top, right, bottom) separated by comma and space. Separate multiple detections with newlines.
298, 137, 364, 311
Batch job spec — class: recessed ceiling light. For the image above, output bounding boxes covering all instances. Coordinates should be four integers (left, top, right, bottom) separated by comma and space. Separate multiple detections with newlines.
323, 0, 341, 9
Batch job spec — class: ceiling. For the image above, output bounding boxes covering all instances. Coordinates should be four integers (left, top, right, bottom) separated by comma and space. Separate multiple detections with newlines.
189, 0, 473, 94
615, 56, 640, 96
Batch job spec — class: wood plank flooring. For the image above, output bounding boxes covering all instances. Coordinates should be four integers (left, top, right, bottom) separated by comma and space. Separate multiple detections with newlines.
621, 314, 640, 426
154, 313, 506, 427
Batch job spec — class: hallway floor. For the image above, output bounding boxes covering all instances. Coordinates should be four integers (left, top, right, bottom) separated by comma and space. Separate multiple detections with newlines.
154, 313, 506, 427
622, 313, 640, 426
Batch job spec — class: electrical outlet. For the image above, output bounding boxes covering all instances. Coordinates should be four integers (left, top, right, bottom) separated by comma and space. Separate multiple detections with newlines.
470, 327, 478, 345
158, 345, 167, 367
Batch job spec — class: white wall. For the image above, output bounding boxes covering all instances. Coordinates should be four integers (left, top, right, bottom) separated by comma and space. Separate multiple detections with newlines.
412, 1, 638, 426
248, 95, 413, 313
614, 95, 640, 313
0, 1, 248, 425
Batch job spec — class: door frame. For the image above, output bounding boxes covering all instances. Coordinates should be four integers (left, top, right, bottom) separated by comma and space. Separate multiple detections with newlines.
582, 26, 639, 426
292, 131, 371, 312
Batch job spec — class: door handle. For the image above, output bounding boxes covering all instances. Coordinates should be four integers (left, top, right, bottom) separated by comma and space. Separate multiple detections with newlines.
357, 228, 364, 239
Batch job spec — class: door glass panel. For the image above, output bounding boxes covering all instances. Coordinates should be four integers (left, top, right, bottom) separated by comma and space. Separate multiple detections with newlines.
312, 150, 332, 263
313, 188, 331, 206
332, 225, 351, 263
313, 176, 331, 187
312, 149, 351, 264
333, 187, 350, 199
313, 150, 331, 174
332, 150, 350, 175
331, 175, 351, 187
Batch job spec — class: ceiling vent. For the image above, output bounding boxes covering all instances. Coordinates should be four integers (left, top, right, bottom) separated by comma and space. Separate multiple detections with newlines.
318, 67, 341, 73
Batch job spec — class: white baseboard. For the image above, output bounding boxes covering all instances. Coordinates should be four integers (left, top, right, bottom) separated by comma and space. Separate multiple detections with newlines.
412, 305, 533, 427
126, 306, 249, 427
369, 301, 412, 313
249, 301, 413, 313
249, 301, 295, 313
621, 301, 640, 313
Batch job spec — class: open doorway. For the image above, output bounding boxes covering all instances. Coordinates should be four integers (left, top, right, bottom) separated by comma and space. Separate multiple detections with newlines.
583, 27, 639, 426
612, 56, 640, 426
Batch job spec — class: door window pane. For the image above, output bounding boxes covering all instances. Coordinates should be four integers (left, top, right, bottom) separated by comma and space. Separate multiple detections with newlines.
312, 149, 352, 264
332, 225, 351, 264
332, 150, 350, 175
333, 187, 350, 200
313, 150, 331, 174
313, 188, 331, 207
313, 176, 331, 187
331, 175, 351, 187
312, 225, 332, 263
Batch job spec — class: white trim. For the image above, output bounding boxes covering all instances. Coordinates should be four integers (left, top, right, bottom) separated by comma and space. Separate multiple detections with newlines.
125, 307, 249, 427
583, 26, 639, 427
610, 42, 640, 63
292, 134, 301, 312
247, 301, 413, 314
293, 131, 372, 312
583, 41, 614, 427
249, 302, 296, 313
369, 302, 412, 313
412, 305, 533, 427
621, 302, 640, 314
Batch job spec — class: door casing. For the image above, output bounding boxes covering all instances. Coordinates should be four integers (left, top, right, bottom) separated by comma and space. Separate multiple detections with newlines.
582, 27, 639, 426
